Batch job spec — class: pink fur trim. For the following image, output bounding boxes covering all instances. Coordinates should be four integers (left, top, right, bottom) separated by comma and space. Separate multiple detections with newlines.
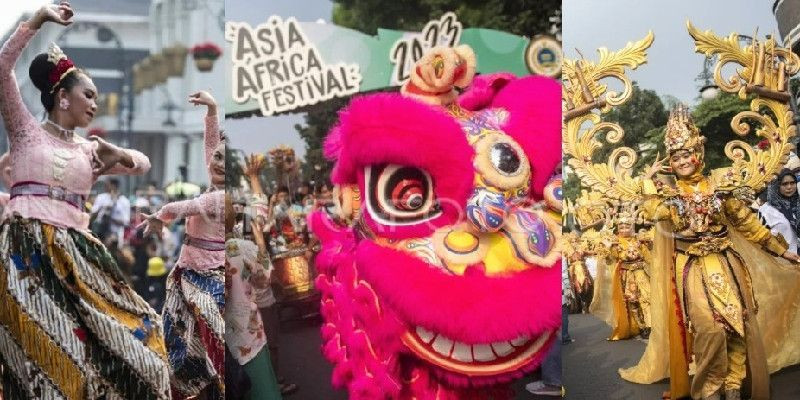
458, 75, 562, 200
326, 94, 475, 239
489, 76, 562, 199
355, 240, 561, 343
457, 72, 516, 111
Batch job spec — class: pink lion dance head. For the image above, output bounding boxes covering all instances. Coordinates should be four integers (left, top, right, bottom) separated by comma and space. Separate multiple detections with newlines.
310, 46, 562, 399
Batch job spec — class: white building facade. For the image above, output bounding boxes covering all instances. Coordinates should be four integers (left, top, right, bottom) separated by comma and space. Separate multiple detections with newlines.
0, 0, 225, 193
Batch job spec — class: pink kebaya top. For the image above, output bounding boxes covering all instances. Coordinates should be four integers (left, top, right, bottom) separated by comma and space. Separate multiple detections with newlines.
153, 114, 223, 270
0, 23, 149, 231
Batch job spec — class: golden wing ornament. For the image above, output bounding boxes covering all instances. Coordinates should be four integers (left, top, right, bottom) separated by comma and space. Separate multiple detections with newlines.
563, 32, 654, 202
687, 21, 800, 192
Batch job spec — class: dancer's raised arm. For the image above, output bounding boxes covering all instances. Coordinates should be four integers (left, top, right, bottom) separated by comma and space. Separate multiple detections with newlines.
0, 3, 73, 140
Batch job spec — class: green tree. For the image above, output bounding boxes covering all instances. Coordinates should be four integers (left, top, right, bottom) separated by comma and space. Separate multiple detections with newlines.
589, 83, 668, 174
332, 0, 559, 37
562, 170, 582, 210
225, 146, 244, 190
295, 96, 350, 185
691, 92, 754, 172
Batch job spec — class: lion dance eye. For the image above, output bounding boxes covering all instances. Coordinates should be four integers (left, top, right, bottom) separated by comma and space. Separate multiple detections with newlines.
366, 164, 441, 225
391, 177, 426, 211
473, 134, 530, 190
489, 142, 522, 175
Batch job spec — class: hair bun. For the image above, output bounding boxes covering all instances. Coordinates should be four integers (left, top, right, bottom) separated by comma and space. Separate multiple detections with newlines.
29, 53, 54, 93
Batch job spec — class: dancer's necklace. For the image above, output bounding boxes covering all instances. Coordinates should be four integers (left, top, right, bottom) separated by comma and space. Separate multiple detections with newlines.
45, 119, 75, 140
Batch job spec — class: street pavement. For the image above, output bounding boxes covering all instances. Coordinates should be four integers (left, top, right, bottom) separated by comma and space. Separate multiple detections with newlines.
563, 313, 800, 399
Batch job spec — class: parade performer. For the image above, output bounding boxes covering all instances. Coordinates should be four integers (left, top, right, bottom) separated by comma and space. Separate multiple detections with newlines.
141, 91, 225, 399
564, 27, 800, 400
0, 3, 170, 399
242, 152, 299, 396
635, 106, 800, 399
604, 207, 652, 340
563, 231, 593, 313
310, 45, 562, 399
569, 190, 615, 317
224, 188, 283, 400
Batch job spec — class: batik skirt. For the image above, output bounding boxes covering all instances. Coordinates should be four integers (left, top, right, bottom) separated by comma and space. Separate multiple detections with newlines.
162, 264, 225, 399
0, 217, 171, 399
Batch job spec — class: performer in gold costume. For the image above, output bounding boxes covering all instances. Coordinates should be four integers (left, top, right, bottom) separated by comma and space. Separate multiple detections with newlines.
568, 190, 614, 315
564, 25, 800, 400
564, 231, 593, 313
605, 207, 653, 340
637, 106, 800, 399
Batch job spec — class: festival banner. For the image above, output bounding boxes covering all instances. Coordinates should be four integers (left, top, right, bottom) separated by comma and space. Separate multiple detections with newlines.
225, 13, 559, 117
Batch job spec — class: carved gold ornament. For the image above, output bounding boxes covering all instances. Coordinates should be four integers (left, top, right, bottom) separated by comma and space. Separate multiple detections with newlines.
562, 32, 654, 202
564, 23, 799, 202
687, 21, 800, 192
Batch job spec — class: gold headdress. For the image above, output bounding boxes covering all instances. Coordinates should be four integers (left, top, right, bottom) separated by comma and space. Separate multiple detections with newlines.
664, 104, 705, 155
615, 208, 634, 226
613, 202, 648, 228
570, 190, 613, 230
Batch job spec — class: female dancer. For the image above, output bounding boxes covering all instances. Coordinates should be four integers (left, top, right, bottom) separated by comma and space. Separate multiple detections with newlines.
640, 106, 800, 400
0, 2, 170, 399
141, 91, 225, 399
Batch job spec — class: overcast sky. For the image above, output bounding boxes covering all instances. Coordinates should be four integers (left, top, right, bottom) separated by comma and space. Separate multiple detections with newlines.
224, 0, 333, 158
0, 2, 50, 34
563, 0, 779, 106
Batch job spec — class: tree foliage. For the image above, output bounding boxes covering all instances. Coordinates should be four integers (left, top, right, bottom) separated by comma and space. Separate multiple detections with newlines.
597, 83, 668, 173
331, 0, 560, 37
691, 92, 754, 172
295, 96, 350, 186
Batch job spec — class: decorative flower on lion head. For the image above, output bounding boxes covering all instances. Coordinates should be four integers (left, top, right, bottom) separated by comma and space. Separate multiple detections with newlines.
309, 44, 562, 399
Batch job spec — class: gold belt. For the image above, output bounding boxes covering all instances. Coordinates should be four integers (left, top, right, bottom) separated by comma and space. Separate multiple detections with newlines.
675, 235, 731, 257
620, 260, 646, 270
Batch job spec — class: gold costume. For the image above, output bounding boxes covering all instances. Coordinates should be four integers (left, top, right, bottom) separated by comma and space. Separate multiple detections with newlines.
565, 232, 594, 312
564, 26, 800, 400
637, 174, 786, 399
607, 231, 653, 340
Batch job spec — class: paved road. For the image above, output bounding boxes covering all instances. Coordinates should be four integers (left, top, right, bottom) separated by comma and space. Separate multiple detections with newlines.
272, 316, 558, 399
563, 313, 800, 400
